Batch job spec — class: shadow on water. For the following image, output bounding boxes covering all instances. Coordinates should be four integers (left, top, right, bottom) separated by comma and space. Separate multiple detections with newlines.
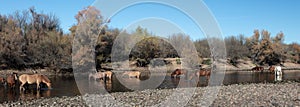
0, 71, 299, 103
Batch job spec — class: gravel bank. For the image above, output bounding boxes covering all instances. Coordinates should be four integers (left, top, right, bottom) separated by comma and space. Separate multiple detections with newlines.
1, 82, 299, 107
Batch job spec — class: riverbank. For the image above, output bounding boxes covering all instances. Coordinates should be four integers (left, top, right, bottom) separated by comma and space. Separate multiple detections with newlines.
0, 69, 73, 77
1, 82, 299, 106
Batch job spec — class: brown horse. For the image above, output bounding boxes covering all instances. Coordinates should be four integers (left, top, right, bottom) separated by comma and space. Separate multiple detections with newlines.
269, 66, 275, 73
0, 77, 6, 87
122, 71, 141, 78
19, 74, 52, 91
6, 72, 18, 88
103, 71, 113, 80
194, 68, 211, 81
0, 77, 5, 84
251, 66, 264, 72
171, 69, 186, 78
89, 72, 106, 81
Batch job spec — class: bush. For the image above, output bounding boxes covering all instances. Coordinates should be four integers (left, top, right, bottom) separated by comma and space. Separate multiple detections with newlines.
176, 58, 181, 64
202, 59, 212, 65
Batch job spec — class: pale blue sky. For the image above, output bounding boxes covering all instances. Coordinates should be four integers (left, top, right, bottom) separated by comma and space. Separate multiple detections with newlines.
0, 0, 299, 43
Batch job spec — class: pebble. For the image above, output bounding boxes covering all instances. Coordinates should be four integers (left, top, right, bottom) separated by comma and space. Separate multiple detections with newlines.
0, 82, 299, 107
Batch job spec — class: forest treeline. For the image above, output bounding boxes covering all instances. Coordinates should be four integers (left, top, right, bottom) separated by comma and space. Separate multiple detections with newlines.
0, 6, 300, 71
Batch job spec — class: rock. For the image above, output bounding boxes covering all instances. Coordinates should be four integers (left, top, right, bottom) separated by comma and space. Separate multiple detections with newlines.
1, 82, 299, 106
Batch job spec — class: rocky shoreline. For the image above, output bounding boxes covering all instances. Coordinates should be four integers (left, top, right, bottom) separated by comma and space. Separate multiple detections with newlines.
1, 82, 299, 107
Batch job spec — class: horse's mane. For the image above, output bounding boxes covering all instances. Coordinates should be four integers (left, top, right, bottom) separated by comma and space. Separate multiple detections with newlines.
41, 75, 51, 83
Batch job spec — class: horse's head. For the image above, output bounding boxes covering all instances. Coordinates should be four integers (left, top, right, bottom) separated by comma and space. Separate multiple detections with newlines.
13, 73, 18, 81
41, 75, 52, 89
9, 72, 18, 80
46, 82, 52, 89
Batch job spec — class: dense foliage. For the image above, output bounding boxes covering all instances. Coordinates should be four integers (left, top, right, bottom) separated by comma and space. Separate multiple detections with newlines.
0, 7, 299, 71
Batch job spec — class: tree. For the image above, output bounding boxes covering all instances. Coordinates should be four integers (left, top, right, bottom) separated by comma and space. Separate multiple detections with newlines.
72, 6, 108, 71
247, 30, 286, 65
194, 39, 211, 58
0, 15, 24, 69
225, 35, 249, 66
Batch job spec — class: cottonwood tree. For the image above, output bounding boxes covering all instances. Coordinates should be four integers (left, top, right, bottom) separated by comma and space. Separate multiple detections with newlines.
247, 30, 286, 65
72, 6, 108, 71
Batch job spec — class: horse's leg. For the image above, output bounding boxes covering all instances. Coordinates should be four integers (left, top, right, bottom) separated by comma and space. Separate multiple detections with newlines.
20, 82, 26, 91
206, 75, 210, 82
4, 81, 7, 89
12, 82, 16, 89
103, 75, 107, 83
109, 74, 112, 80
37, 82, 40, 90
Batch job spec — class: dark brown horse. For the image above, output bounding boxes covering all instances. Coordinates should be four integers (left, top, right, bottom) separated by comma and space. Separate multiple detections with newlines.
251, 66, 264, 72
171, 69, 186, 78
6, 72, 18, 88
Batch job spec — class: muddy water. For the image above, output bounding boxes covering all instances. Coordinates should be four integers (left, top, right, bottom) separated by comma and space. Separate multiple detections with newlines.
0, 71, 299, 103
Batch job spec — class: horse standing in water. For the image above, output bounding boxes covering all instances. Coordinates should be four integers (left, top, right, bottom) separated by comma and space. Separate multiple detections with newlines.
89, 72, 106, 81
251, 66, 264, 72
171, 69, 186, 78
6, 72, 18, 88
19, 74, 52, 91
269, 66, 282, 75
103, 71, 113, 80
268, 66, 275, 73
196, 68, 211, 80
269, 66, 283, 81
122, 71, 141, 78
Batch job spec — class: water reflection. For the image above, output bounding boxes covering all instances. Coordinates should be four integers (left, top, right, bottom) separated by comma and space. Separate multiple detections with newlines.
19, 90, 51, 101
0, 71, 299, 103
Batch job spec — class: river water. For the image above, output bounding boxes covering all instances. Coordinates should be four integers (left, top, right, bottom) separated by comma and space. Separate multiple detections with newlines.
0, 71, 299, 103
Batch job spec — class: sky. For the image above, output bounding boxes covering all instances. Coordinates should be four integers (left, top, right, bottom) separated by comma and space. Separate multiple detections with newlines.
0, 0, 299, 44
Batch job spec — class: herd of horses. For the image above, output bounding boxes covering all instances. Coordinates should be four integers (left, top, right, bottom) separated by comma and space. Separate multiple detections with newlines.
171, 68, 211, 81
0, 73, 52, 91
251, 65, 283, 75
0, 65, 283, 91
88, 71, 141, 82
170, 65, 283, 82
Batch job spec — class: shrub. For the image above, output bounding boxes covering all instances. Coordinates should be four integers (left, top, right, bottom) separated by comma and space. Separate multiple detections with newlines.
176, 58, 181, 64
202, 59, 212, 65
